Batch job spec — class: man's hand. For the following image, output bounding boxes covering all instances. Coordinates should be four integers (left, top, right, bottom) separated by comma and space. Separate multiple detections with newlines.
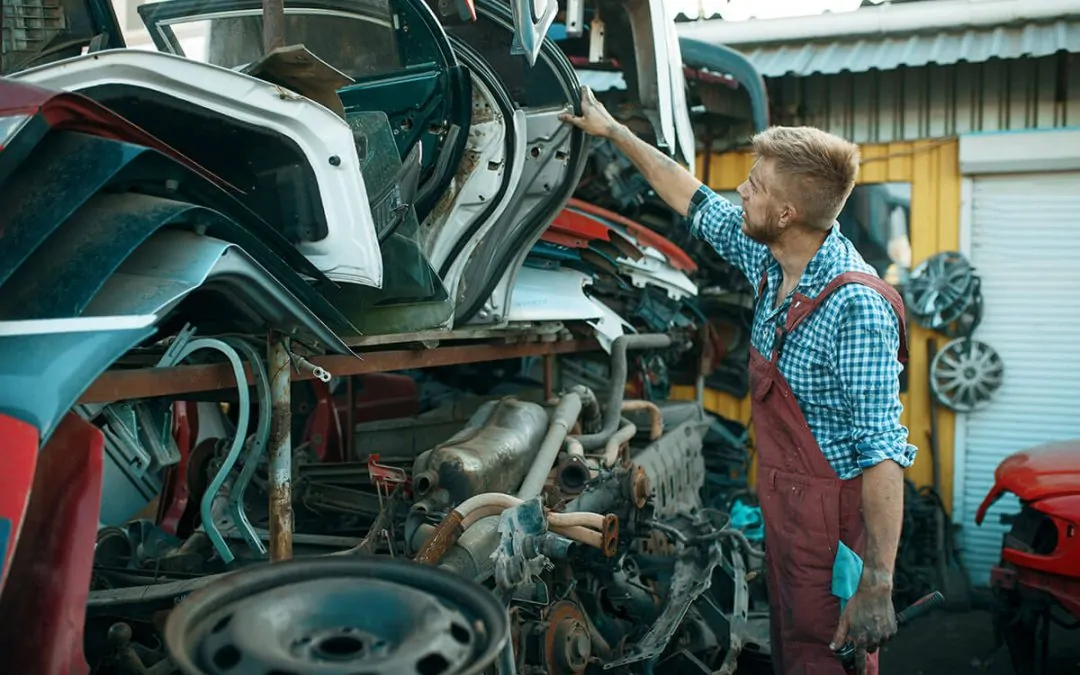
558, 85, 623, 138
558, 85, 702, 216
830, 576, 897, 673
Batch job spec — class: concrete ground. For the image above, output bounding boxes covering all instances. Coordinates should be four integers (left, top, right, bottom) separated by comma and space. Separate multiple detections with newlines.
879, 607, 1080, 675
736, 606, 1080, 674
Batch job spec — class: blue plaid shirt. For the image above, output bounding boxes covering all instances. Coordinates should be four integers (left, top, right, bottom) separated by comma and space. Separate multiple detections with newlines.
688, 185, 916, 479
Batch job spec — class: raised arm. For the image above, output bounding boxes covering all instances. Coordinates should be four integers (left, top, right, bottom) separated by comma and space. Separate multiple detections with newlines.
559, 86, 768, 286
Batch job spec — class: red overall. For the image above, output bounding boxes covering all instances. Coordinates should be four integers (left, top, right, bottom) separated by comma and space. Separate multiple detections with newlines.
751, 271, 908, 675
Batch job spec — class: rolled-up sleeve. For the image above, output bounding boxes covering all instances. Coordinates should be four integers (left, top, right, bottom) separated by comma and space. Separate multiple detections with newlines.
835, 287, 918, 471
686, 184, 769, 288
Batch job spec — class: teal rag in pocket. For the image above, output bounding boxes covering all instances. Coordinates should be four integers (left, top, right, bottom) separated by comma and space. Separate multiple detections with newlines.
832, 541, 863, 613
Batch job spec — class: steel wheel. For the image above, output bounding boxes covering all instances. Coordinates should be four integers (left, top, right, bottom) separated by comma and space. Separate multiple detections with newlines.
930, 338, 1004, 412
165, 557, 509, 675
904, 251, 977, 331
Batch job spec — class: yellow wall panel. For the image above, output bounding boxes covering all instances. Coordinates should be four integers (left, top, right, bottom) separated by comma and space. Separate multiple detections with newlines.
675, 139, 961, 513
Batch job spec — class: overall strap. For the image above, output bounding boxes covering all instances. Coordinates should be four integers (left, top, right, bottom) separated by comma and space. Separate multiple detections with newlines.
784, 271, 909, 363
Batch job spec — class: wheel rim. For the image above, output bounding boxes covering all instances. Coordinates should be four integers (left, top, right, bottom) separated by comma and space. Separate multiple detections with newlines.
939, 279, 984, 339
903, 251, 977, 330
165, 557, 509, 675
930, 338, 1004, 412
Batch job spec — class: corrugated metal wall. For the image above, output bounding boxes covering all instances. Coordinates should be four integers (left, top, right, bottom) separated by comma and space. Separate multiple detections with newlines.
958, 171, 1080, 585
698, 54, 1080, 145
671, 140, 962, 510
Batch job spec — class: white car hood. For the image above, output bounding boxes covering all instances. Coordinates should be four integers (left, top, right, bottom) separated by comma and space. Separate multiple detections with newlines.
10, 48, 384, 288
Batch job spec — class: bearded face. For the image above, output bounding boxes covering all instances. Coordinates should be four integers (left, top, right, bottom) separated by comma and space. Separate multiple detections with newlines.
741, 201, 784, 244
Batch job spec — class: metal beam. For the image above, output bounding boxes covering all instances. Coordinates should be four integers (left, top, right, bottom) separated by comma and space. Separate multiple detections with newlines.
78, 339, 602, 403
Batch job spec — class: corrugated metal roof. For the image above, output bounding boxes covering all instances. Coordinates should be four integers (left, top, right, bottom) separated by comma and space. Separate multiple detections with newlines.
738, 19, 1080, 77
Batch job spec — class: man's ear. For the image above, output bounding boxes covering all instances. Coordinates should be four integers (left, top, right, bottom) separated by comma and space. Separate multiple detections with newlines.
778, 203, 798, 228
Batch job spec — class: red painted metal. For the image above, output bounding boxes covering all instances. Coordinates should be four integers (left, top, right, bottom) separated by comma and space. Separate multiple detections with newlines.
303, 380, 344, 463
347, 373, 420, 424
540, 229, 590, 249
975, 439, 1080, 525
566, 198, 698, 273
978, 441, 1080, 633
303, 375, 420, 462
157, 401, 199, 535
0, 414, 39, 594
998, 494, 1080, 579
550, 207, 612, 241
0, 412, 103, 675
991, 564, 1080, 618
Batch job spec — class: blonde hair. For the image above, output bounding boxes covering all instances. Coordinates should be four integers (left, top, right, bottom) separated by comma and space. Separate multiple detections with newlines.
751, 126, 860, 230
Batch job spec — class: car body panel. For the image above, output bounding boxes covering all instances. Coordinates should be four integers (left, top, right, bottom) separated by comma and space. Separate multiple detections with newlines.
0, 192, 206, 321
0, 132, 147, 290
421, 37, 528, 328
508, 0, 558, 66
11, 49, 383, 288
0, 316, 157, 444
567, 198, 698, 273
0, 413, 40, 597
976, 440, 1080, 525
618, 248, 698, 301
663, 6, 695, 170
85, 230, 353, 354
678, 37, 771, 134
463, 106, 584, 325
0, 134, 361, 335
447, 0, 587, 326
587, 296, 637, 353
321, 111, 454, 334
0, 81, 341, 299
138, 0, 471, 226
558, 0, 694, 166
506, 266, 602, 322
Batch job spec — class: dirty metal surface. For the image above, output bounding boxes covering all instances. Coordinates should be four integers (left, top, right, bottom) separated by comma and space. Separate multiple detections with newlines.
163, 557, 510, 675
0, 132, 147, 289
84, 229, 353, 355
0, 315, 156, 442
267, 335, 294, 561
0, 192, 213, 320
79, 338, 601, 403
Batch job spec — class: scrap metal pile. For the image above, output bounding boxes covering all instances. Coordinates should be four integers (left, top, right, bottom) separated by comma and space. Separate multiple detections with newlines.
75, 335, 768, 675
0, 1, 771, 674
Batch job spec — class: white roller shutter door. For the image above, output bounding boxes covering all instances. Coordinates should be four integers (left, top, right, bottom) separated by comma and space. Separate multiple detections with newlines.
956, 171, 1080, 587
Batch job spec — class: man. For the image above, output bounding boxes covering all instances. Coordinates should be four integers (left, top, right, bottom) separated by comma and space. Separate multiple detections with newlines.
560, 87, 916, 675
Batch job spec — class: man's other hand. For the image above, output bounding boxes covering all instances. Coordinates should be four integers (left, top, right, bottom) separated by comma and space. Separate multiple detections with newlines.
559, 85, 622, 138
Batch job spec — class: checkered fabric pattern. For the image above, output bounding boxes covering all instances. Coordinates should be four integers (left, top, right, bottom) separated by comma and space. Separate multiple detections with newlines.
688, 185, 917, 479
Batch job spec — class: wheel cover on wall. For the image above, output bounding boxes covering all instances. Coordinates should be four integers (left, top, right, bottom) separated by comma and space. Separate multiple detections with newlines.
165, 557, 509, 675
929, 337, 1005, 412
903, 251, 978, 332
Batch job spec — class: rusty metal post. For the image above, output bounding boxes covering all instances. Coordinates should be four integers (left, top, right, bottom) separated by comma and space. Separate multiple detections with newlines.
268, 333, 293, 560
543, 354, 555, 400
345, 375, 356, 461
262, 0, 286, 53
